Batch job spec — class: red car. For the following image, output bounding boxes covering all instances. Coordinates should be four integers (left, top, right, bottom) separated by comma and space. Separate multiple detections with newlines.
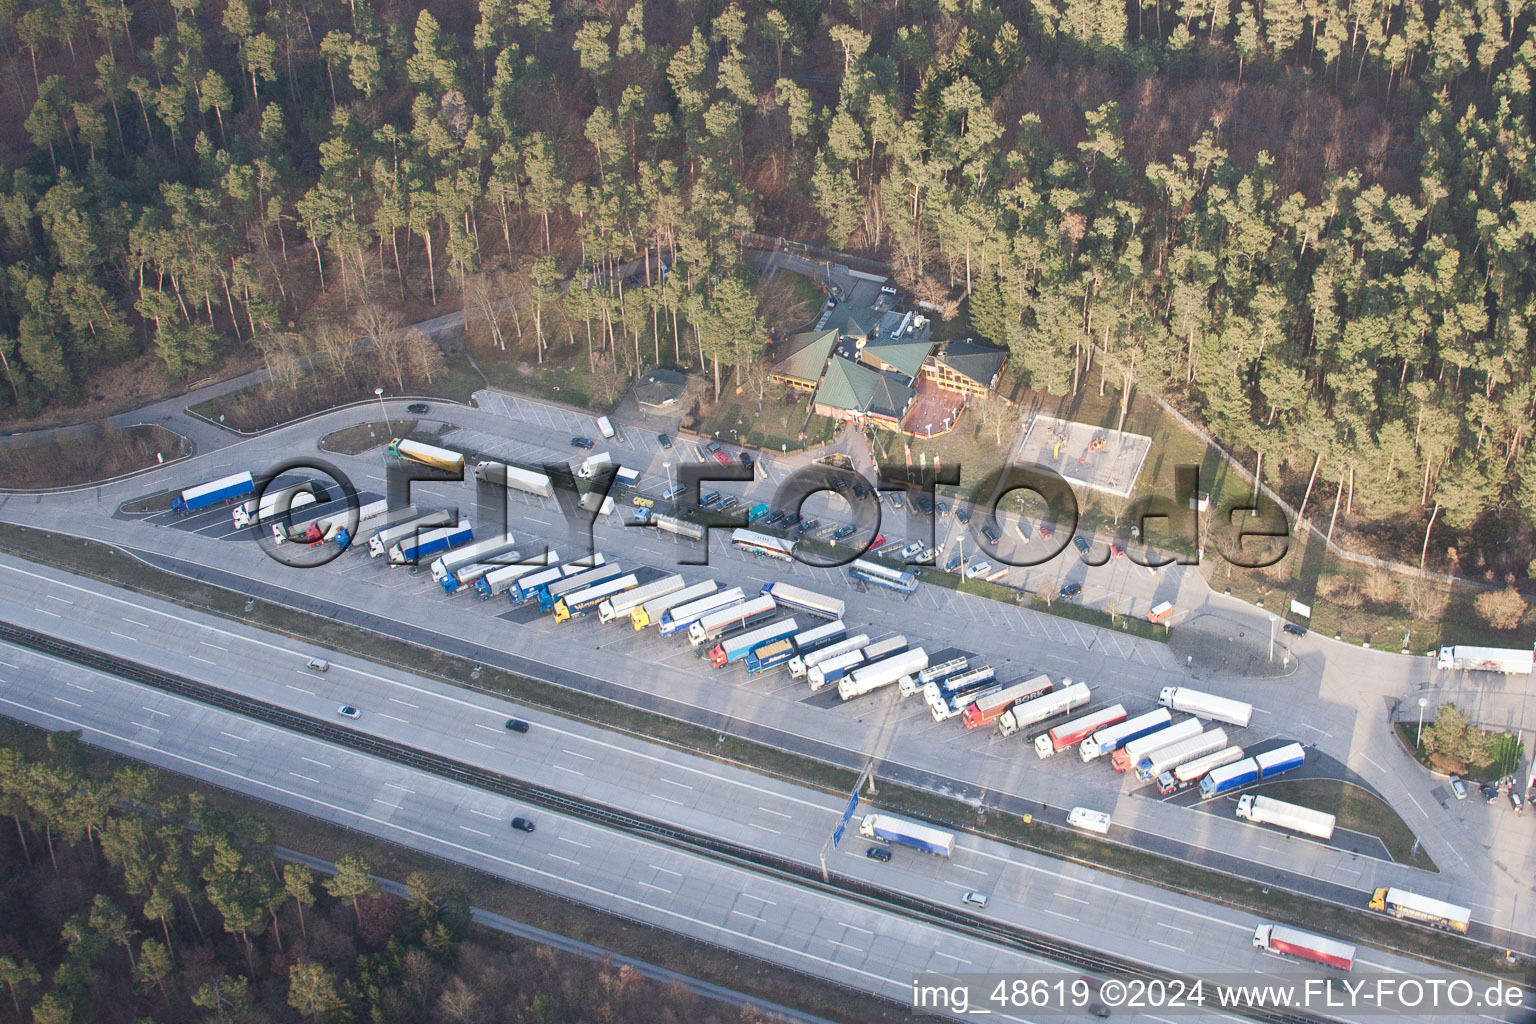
1111, 542, 1125, 558
712, 449, 734, 466
871, 534, 887, 548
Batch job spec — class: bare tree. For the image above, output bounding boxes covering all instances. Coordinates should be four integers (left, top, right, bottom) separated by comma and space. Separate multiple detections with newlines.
403, 329, 445, 385
736, 358, 784, 412
372, 331, 409, 392
977, 396, 1014, 445
312, 321, 359, 384
353, 301, 403, 355
463, 272, 513, 351
1474, 586, 1527, 630
588, 356, 626, 407
257, 332, 306, 392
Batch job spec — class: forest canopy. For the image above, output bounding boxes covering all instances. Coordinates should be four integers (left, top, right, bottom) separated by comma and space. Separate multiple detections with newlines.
0, 0, 1531, 536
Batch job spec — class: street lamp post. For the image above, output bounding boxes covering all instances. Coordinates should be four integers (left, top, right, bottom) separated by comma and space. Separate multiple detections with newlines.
1416, 697, 1429, 749
1267, 613, 1278, 663
663, 461, 673, 499
375, 387, 392, 434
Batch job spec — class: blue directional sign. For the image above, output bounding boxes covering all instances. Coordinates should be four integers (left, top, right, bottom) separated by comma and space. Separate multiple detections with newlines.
832, 823, 846, 848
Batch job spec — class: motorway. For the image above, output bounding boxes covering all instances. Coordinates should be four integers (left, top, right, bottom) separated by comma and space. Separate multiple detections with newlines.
0, 562, 1521, 1024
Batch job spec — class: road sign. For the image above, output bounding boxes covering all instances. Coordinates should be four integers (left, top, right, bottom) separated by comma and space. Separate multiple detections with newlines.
832, 823, 846, 848
841, 790, 860, 826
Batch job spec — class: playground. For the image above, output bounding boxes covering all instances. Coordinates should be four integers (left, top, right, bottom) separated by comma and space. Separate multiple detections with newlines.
1015, 415, 1151, 498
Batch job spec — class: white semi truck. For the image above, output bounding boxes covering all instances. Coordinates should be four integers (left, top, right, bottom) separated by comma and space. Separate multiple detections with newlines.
838, 648, 928, 700
996, 682, 1089, 737
1157, 687, 1254, 728
1436, 645, 1534, 674
1235, 794, 1336, 840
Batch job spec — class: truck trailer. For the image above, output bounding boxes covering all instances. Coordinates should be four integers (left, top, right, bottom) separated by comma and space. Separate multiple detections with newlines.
1436, 645, 1535, 674
1369, 888, 1471, 933
1157, 686, 1255, 728
368, 512, 452, 558
599, 575, 683, 624
389, 438, 465, 474
475, 556, 556, 600
687, 595, 776, 648
232, 483, 317, 528
388, 520, 472, 566
748, 621, 845, 675
859, 635, 909, 663
1034, 705, 1129, 758
577, 452, 613, 479
658, 587, 746, 637
1135, 728, 1229, 781
431, 534, 518, 590
759, 582, 845, 621
930, 683, 1001, 722
996, 682, 1089, 737
840, 648, 929, 701
284, 498, 392, 548
808, 650, 867, 690
1110, 717, 1203, 772
1253, 924, 1355, 971
1200, 757, 1261, 797
790, 634, 871, 679
473, 460, 554, 499
539, 563, 625, 612
554, 574, 640, 623
652, 514, 706, 541
962, 675, 1055, 729
1080, 709, 1174, 762
745, 638, 796, 675
173, 471, 254, 513
709, 617, 800, 668
858, 813, 955, 857
906, 657, 967, 696
1158, 746, 1245, 794
923, 667, 1000, 714
1236, 794, 1336, 840
633, 580, 718, 630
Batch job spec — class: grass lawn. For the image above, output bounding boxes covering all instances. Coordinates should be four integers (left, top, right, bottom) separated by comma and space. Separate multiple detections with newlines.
189, 356, 485, 433
319, 419, 420, 455
1252, 778, 1435, 869
0, 423, 189, 489
686, 392, 839, 453
473, 349, 599, 411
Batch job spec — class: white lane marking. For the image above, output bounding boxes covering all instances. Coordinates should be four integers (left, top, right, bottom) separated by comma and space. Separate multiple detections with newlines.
53, 697, 82, 707
300, 756, 331, 768
384, 783, 414, 793
548, 853, 580, 866
389, 697, 418, 707
219, 731, 249, 742
377, 713, 408, 724
190, 655, 216, 666
208, 746, 239, 758
1362, 754, 1386, 773
659, 778, 693, 789
731, 909, 764, 921
288, 772, 321, 784
1045, 909, 1074, 920
458, 825, 491, 838
142, 707, 171, 717
553, 765, 585, 776
653, 794, 686, 806
200, 640, 227, 650
1055, 894, 1089, 904
46, 595, 74, 605
1159, 923, 1194, 934
932, 952, 972, 964
286, 684, 315, 695
469, 809, 500, 820
651, 865, 682, 877
749, 823, 780, 834
1149, 939, 1185, 952
121, 618, 151, 628
563, 749, 596, 761
474, 723, 500, 732
36, 609, 61, 618
466, 739, 494, 750
637, 881, 673, 893
827, 939, 862, 952
558, 837, 590, 849
951, 863, 988, 875
758, 807, 792, 818
64, 682, 94, 692
110, 631, 136, 640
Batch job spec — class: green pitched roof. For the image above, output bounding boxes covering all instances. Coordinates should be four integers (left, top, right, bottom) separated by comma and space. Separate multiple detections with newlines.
824, 304, 881, 340
935, 339, 1007, 388
815, 356, 914, 421
862, 336, 935, 378
770, 328, 838, 384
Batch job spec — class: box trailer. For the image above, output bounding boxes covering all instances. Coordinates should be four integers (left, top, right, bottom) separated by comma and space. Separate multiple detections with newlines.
599, 575, 683, 624
1080, 709, 1174, 762
749, 621, 845, 675
173, 471, 254, 513
1067, 807, 1112, 834
1368, 888, 1471, 933
540, 563, 625, 612
789, 620, 846, 654
389, 438, 465, 474
930, 683, 1001, 722
1253, 924, 1355, 971
760, 582, 845, 621
286, 498, 392, 548
233, 483, 317, 528
1254, 742, 1305, 779
1158, 745, 1244, 794
710, 617, 800, 668
577, 452, 612, 479
1135, 728, 1228, 781
475, 554, 557, 600
1436, 645, 1534, 674
839, 648, 928, 700
996, 682, 1089, 737
431, 534, 518, 589
688, 595, 776, 648
1109, 717, 1202, 772
1034, 705, 1128, 758
368, 512, 452, 558
807, 650, 867, 691
508, 564, 571, 604
473, 460, 554, 499
859, 635, 908, 663
1200, 757, 1261, 798
858, 814, 954, 857
659, 587, 746, 638
388, 520, 472, 565
923, 666, 1001, 713
962, 675, 1055, 729
633, 580, 718, 630
790, 634, 871, 680
1157, 687, 1254, 728
554, 574, 640, 623
1236, 794, 1336, 840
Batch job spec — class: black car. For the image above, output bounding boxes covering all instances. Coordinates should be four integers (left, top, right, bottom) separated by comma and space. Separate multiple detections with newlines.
852, 483, 868, 498
570, 436, 595, 449
505, 719, 529, 733
865, 847, 892, 862
716, 496, 738, 512
782, 512, 801, 527
700, 491, 721, 507
765, 510, 786, 526
797, 518, 819, 534
1282, 622, 1308, 637
1482, 783, 1500, 803
981, 525, 1001, 545
658, 433, 673, 449
955, 506, 972, 524
887, 491, 904, 510
917, 496, 935, 515
510, 817, 536, 832
832, 525, 856, 540
1073, 536, 1091, 556
739, 452, 754, 468
936, 502, 949, 518
407, 402, 429, 414
1059, 582, 1083, 600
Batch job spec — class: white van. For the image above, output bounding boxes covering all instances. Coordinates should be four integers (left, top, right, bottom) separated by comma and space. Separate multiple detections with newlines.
596, 416, 616, 439
1068, 807, 1112, 834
